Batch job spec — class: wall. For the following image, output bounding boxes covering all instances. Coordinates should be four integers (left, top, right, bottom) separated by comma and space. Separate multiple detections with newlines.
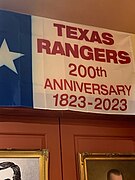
0, 108, 135, 180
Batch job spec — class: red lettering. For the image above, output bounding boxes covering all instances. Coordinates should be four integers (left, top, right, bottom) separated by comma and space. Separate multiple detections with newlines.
94, 48, 105, 62
102, 32, 114, 45
37, 38, 131, 65
44, 78, 53, 89
78, 28, 89, 41
53, 24, 115, 46
116, 85, 126, 95
53, 23, 65, 36
74, 81, 83, 92
90, 31, 102, 43
92, 84, 101, 94
65, 43, 79, 58
53, 79, 63, 90
109, 85, 118, 95
100, 84, 108, 95
118, 51, 131, 64
106, 49, 118, 64
83, 83, 92, 94
66, 26, 78, 39
52, 41, 65, 55
80, 46, 94, 60
37, 39, 51, 54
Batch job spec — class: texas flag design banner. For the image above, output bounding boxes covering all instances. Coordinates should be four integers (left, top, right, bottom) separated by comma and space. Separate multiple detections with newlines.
1, 9, 135, 114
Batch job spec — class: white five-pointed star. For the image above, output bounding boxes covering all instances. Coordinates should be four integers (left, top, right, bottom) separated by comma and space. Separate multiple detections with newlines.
0, 39, 24, 74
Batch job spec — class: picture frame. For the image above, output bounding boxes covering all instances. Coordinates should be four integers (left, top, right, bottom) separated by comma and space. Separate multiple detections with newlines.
0, 149, 49, 180
78, 152, 135, 180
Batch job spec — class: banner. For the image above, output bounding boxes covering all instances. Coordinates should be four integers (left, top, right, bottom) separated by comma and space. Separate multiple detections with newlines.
0, 9, 135, 114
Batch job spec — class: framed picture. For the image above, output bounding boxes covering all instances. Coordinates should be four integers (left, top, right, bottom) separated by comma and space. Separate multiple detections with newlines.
79, 152, 135, 180
0, 149, 49, 180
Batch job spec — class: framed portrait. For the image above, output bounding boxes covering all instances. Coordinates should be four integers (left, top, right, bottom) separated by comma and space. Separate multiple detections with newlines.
0, 149, 49, 180
79, 152, 135, 180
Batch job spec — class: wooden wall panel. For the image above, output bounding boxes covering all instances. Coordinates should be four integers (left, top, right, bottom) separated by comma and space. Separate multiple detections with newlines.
0, 109, 62, 180
74, 136, 135, 153
60, 118, 135, 180
0, 109, 135, 180
0, 134, 45, 149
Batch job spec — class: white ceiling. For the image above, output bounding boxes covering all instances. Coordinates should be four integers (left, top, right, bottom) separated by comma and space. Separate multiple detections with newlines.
0, 0, 135, 34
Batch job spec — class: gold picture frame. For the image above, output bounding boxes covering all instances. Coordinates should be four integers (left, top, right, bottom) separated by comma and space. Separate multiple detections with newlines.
0, 149, 49, 180
79, 152, 135, 180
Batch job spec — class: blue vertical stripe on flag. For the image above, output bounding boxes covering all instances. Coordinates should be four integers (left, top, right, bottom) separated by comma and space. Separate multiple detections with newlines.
0, 10, 33, 107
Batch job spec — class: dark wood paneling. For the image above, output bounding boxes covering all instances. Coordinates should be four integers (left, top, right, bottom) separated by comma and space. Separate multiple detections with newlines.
0, 108, 135, 180
60, 118, 135, 180
0, 113, 62, 180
